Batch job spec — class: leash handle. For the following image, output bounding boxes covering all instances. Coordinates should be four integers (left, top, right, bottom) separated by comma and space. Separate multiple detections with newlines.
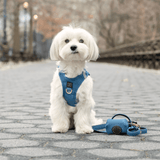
127, 126, 140, 136
140, 127, 147, 134
112, 114, 131, 123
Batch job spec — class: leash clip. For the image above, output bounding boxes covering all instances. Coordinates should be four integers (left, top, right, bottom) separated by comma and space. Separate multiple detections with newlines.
131, 122, 140, 128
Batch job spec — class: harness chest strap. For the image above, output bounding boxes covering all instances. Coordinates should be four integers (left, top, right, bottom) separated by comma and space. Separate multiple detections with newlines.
59, 69, 90, 107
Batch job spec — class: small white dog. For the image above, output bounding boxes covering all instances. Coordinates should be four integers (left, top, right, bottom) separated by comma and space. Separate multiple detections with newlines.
49, 26, 103, 134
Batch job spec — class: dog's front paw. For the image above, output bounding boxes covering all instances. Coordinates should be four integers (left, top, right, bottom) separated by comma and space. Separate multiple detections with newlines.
76, 126, 93, 134
52, 125, 69, 133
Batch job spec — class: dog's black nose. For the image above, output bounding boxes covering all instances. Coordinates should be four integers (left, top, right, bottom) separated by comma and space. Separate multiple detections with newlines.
70, 45, 77, 51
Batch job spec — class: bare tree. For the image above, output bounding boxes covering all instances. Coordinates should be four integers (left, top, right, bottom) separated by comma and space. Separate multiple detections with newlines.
12, 1, 21, 57
28, 0, 33, 57
93, 0, 160, 50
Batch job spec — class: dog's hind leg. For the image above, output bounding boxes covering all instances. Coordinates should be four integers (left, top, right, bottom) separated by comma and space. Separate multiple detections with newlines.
90, 110, 103, 125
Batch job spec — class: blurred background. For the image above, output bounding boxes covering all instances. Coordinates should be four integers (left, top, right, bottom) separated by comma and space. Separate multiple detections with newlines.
1, 0, 160, 69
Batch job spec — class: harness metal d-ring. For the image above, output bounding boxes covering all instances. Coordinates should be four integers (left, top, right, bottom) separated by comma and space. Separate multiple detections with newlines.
66, 88, 72, 94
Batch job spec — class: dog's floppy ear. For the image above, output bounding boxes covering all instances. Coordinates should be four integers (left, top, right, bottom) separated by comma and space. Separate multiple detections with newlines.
87, 36, 99, 61
50, 34, 62, 61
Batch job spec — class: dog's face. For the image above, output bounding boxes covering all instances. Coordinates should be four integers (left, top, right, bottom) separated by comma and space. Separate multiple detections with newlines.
50, 26, 99, 61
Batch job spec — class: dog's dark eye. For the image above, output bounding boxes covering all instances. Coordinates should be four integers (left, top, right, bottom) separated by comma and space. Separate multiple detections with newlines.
65, 39, 70, 43
79, 39, 84, 43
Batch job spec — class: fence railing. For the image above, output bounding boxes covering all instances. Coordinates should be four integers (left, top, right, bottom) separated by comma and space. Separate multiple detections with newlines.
99, 38, 160, 69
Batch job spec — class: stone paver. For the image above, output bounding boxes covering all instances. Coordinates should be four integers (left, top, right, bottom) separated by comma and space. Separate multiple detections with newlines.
0, 60, 160, 160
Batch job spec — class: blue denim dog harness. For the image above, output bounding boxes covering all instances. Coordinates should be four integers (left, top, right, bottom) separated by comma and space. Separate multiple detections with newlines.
59, 69, 90, 107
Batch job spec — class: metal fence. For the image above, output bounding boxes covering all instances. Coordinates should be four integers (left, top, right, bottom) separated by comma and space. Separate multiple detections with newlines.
99, 38, 160, 69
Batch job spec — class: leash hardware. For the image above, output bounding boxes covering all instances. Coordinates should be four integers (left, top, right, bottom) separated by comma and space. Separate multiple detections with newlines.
66, 88, 72, 94
131, 122, 140, 128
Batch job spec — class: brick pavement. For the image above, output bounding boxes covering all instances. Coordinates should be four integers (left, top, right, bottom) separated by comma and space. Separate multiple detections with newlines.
0, 60, 160, 160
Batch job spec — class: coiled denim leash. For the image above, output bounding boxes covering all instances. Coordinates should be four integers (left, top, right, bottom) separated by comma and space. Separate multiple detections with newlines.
92, 114, 147, 136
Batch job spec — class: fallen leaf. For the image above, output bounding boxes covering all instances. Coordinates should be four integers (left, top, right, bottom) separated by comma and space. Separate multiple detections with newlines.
123, 78, 128, 82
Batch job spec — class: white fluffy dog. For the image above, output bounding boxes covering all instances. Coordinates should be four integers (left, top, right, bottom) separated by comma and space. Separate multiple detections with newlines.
49, 26, 103, 134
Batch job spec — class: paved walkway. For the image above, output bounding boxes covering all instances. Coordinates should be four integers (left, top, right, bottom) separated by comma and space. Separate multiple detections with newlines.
0, 60, 160, 160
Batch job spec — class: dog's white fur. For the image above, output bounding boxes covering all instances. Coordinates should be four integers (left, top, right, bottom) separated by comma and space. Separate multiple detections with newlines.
49, 26, 103, 134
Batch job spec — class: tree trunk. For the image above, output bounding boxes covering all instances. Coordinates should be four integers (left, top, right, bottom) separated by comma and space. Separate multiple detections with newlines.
28, 0, 33, 58
13, 2, 20, 58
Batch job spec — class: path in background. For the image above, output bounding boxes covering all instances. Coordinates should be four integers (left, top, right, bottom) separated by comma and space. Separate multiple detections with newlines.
0, 60, 160, 160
